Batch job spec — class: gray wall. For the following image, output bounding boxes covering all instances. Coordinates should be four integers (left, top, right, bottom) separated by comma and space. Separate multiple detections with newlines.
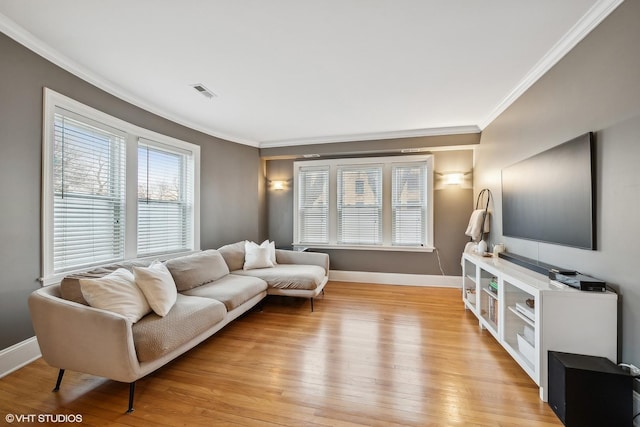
264, 145, 475, 276
0, 33, 262, 350
475, 0, 640, 364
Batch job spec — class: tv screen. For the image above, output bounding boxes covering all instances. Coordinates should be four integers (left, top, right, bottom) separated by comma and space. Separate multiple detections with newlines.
501, 132, 595, 250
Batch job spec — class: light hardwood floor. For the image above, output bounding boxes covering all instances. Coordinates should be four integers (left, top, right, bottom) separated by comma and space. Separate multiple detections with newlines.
0, 282, 562, 426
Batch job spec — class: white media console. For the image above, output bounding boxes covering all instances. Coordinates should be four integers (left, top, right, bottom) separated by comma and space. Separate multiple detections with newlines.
461, 252, 618, 401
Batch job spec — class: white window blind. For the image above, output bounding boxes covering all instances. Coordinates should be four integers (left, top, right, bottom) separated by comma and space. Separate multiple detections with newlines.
337, 165, 383, 245
138, 139, 194, 257
392, 163, 426, 246
297, 167, 329, 244
52, 108, 126, 272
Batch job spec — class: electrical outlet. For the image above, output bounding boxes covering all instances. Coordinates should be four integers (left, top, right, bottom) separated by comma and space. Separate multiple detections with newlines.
634, 390, 640, 426
620, 363, 640, 377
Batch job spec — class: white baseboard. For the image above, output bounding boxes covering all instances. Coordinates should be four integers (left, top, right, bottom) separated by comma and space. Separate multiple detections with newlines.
0, 336, 41, 379
329, 270, 461, 288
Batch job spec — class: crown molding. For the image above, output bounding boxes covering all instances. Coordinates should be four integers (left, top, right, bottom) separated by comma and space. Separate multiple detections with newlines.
0, 13, 260, 148
259, 125, 481, 149
2, 0, 622, 149
479, 0, 625, 130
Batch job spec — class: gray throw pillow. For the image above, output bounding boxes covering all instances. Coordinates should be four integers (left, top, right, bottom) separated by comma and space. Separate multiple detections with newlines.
217, 241, 246, 271
165, 250, 230, 291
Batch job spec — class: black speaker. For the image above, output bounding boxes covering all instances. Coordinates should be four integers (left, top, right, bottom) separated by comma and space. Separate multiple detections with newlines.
548, 351, 632, 426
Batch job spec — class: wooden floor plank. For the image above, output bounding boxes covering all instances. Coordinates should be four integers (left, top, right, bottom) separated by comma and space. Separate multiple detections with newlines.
0, 282, 561, 426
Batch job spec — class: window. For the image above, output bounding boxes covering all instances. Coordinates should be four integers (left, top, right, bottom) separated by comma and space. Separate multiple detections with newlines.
297, 167, 329, 244
42, 89, 200, 284
51, 108, 126, 272
392, 163, 426, 246
337, 165, 382, 245
138, 140, 194, 256
293, 155, 433, 251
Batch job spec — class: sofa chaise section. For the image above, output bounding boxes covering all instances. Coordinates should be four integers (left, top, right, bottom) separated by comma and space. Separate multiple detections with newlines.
219, 242, 330, 311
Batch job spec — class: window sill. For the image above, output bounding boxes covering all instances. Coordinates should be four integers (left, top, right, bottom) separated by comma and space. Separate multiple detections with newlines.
40, 249, 201, 286
292, 244, 434, 253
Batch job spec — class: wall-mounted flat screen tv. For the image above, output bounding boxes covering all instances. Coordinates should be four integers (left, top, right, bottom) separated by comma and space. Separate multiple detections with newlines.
501, 132, 595, 250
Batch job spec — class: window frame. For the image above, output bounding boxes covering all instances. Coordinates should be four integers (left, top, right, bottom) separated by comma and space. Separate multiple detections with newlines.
293, 155, 434, 252
296, 166, 330, 245
137, 138, 195, 257
42, 88, 200, 285
336, 164, 383, 245
391, 162, 428, 246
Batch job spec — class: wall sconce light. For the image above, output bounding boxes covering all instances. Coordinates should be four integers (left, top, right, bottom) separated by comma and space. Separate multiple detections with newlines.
268, 179, 290, 191
444, 173, 464, 186
435, 171, 470, 187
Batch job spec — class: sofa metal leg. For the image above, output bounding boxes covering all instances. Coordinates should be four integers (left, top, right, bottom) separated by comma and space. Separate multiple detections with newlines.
52, 369, 65, 392
126, 382, 136, 414
310, 298, 314, 312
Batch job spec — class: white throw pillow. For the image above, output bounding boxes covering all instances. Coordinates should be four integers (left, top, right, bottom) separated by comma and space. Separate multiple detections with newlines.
261, 239, 277, 265
244, 240, 274, 270
133, 261, 178, 317
79, 268, 151, 323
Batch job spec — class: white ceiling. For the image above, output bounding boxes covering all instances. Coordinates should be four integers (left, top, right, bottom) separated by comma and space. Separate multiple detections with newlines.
0, 0, 623, 148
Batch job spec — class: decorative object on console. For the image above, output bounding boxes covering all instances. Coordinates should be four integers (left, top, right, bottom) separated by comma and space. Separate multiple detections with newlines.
515, 301, 535, 321
464, 241, 477, 254
465, 288, 476, 304
465, 188, 492, 254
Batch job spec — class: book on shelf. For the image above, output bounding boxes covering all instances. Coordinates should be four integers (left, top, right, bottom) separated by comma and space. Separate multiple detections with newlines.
489, 277, 498, 294
489, 297, 499, 324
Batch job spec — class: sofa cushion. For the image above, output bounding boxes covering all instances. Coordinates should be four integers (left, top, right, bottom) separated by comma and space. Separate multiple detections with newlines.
232, 264, 326, 290
181, 274, 267, 311
243, 241, 274, 270
60, 260, 153, 305
79, 268, 152, 323
218, 241, 246, 271
133, 261, 177, 317
132, 294, 226, 363
165, 250, 229, 292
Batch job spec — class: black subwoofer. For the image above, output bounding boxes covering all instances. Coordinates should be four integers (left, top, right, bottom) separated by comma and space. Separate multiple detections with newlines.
548, 351, 632, 426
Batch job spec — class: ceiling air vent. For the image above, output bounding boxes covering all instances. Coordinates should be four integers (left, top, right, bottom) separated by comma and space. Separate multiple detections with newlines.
191, 83, 217, 99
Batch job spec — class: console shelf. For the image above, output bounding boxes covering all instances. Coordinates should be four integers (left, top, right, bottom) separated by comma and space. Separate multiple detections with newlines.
507, 306, 535, 327
461, 252, 618, 401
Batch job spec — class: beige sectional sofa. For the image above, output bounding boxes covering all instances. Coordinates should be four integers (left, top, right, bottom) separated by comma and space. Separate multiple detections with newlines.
28, 242, 329, 413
